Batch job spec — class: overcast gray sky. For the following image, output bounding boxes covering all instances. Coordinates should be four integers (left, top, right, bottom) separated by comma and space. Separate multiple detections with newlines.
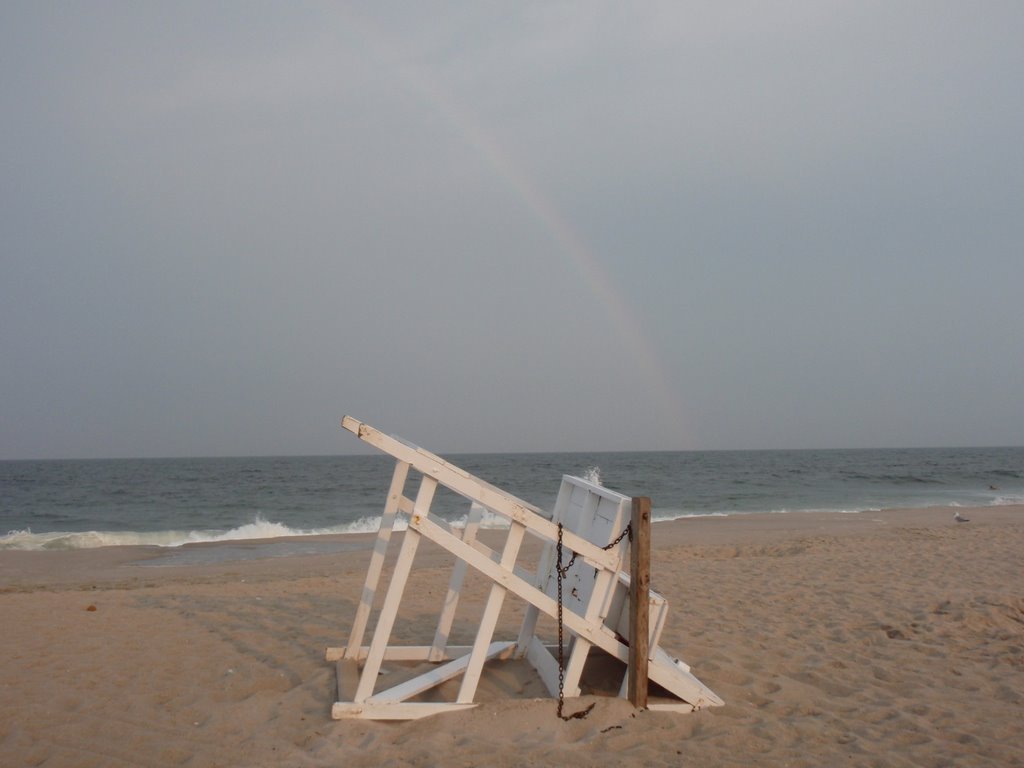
2, 2, 1022, 459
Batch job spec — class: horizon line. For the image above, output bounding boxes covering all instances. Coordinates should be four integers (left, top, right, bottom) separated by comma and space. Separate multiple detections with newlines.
4, 443, 1023, 463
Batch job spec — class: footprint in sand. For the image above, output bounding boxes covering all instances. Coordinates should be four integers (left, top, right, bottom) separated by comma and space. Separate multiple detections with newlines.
880, 624, 907, 640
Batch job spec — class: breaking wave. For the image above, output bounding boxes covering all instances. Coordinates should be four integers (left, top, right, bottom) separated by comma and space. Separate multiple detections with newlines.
0, 514, 383, 551
0, 505, 522, 551
651, 507, 873, 523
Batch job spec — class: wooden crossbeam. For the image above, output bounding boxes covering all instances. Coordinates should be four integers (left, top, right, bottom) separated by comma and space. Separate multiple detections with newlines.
341, 417, 621, 572
373, 641, 514, 703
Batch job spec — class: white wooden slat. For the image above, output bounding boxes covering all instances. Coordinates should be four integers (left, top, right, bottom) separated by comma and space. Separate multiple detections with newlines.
525, 636, 561, 698
556, 488, 601, 617
372, 641, 513, 703
560, 565, 620, 698
332, 701, 477, 720
517, 476, 623, 658
559, 640, 586, 699
514, 604, 541, 660
412, 498, 723, 709
456, 522, 525, 703
342, 417, 620, 572
353, 476, 436, 702
344, 460, 411, 659
336, 659, 360, 702
331, 645, 505, 663
429, 501, 484, 661
343, 417, 539, 515
649, 646, 724, 708
410, 513, 629, 665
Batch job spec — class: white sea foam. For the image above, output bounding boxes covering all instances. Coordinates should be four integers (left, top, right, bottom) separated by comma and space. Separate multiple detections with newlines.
0, 514, 385, 551
4, 494, 1019, 552
993, 494, 1024, 506
447, 503, 512, 530
651, 506, 878, 523
0, 510, 511, 552
659, 511, 730, 520
179, 516, 355, 544
0, 528, 197, 550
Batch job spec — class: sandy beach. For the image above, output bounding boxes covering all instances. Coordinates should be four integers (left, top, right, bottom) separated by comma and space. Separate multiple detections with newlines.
2, 505, 1022, 767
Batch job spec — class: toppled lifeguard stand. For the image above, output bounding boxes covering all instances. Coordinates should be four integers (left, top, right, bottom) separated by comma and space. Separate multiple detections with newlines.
326, 417, 722, 720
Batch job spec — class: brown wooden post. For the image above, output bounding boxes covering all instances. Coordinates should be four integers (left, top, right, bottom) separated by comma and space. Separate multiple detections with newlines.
628, 496, 651, 709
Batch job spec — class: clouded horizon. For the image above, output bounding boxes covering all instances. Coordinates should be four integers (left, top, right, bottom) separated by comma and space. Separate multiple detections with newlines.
2, 2, 1022, 459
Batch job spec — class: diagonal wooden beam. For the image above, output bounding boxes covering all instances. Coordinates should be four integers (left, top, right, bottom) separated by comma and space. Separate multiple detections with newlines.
341, 416, 620, 572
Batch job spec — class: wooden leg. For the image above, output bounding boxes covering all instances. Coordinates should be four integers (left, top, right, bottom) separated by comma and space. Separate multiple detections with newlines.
344, 461, 411, 659
429, 501, 485, 661
456, 522, 525, 703
354, 476, 436, 702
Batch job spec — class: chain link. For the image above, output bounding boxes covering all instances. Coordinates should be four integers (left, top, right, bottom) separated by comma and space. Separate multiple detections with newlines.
555, 521, 632, 721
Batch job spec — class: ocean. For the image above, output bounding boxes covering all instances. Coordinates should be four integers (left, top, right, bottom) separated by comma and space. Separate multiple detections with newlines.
2, 447, 1022, 551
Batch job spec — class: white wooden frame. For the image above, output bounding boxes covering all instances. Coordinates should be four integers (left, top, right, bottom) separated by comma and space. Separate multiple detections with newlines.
326, 417, 722, 720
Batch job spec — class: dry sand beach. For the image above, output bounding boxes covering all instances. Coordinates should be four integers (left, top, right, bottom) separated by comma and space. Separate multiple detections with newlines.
1, 506, 1022, 767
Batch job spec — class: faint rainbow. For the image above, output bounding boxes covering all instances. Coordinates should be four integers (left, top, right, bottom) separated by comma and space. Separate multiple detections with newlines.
347, 16, 689, 442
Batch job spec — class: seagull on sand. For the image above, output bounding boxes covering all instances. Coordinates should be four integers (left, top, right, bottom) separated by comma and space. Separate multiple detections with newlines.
953, 511, 970, 523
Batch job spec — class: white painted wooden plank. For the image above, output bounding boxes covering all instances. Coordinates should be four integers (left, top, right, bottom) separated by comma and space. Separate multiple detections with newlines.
430, 501, 485, 661
456, 523, 525, 703
343, 417, 539, 515
555, 488, 600, 617
649, 593, 668, 651
456, 587, 506, 703
560, 565, 618, 699
329, 647, 462, 663
411, 513, 628, 664
371, 641, 513, 703
559, 638, 586, 699
332, 701, 477, 720
353, 476, 436, 702
330, 645, 497, 662
648, 646, 724, 708
524, 479, 626, 659
413, 509, 723, 709
525, 636, 561, 698
513, 480, 568, 658
336, 659, 360, 702
514, 604, 541, 660
605, 573, 668, 651
342, 417, 619, 571
536, 476, 630, 613
344, 460, 411, 659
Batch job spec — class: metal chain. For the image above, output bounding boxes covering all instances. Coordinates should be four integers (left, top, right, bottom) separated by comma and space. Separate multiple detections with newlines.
556, 522, 566, 719
555, 520, 633, 721
607, 522, 634, 549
